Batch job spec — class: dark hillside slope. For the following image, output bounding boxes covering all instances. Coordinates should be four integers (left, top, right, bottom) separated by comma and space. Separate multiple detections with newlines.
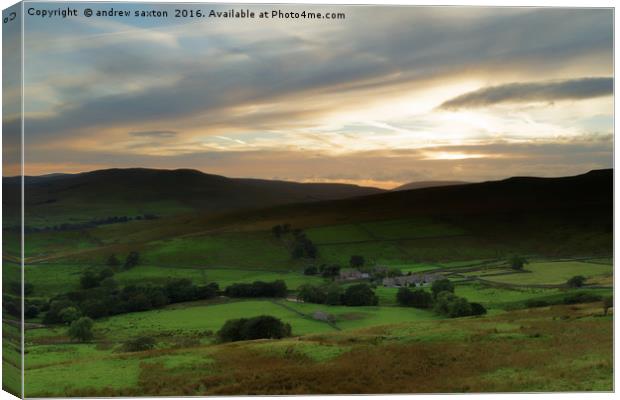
4, 168, 383, 226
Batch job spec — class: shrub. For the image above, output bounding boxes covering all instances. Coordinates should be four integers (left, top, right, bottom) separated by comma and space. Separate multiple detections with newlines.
434, 291, 473, 318
123, 336, 157, 352
124, 251, 140, 269
217, 316, 292, 342
68, 317, 94, 342
566, 275, 586, 288
469, 302, 487, 316
563, 292, 602, 304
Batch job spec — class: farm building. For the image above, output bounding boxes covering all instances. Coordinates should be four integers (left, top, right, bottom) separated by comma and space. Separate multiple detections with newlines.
383, 273, 442, 287
338, 269, 370, 281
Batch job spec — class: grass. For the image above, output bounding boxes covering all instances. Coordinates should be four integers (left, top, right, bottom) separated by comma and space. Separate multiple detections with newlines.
143, 232, 296, 269
24, 302, 612, 396
27, 300, 337, 343
482, 261, 612, 285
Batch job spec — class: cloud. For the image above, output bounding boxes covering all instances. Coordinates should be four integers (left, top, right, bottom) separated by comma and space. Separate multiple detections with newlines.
440, 77, 613, 110
129, 130, 177, 138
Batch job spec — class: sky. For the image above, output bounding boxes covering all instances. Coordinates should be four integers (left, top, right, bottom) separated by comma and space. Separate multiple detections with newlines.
7, 4, 614, 188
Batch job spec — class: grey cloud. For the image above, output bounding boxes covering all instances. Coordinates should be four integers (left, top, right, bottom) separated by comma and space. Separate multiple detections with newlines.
23, 8, 612, 143
129, 130, 177, 138
440, 77, 613, 110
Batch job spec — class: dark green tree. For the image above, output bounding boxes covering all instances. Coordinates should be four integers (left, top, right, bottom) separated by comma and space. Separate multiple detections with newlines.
509, 255, 528, 271
431, 279, 454, 299
342, 283, 378, 306
349, 255, 365, 269
567, 275, 586, 288
68, 317, 94, 342
124, 251, 140, 269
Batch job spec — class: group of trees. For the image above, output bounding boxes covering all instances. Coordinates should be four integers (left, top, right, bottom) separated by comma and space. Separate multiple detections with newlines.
224, 280, 287, 298
217, 315, 292, 342
297, 283, 378, 306
304, 264, 341, 278
272, 224, 318, 260
396, 279, 486, 318
44, 278, 219, 323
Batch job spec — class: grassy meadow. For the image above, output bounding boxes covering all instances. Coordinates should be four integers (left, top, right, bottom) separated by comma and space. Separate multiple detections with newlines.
3, 168, 613, 395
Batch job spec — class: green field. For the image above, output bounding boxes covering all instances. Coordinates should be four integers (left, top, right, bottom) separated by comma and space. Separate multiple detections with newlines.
480, 261, 612, 285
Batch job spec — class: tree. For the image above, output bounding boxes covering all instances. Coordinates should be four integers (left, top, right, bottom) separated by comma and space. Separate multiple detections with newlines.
431, 279, 454, 299
271, 225, 283, 239
124, 251, 140, 269
342, 284, 378, 306
509, 255, 528, 271
217, 316, 292, 342
349, 255, 365, 269
68, 317, 94, 342
469, 302, 487, 316
80, 270, 100, 289
98, 267, 115, 281
106, 254, 121, 268
603, 296, 613, 315
304, 265, 318, 275
59, 306, 81, 324
396, 287, 414, 305
320, 264, 341, 278
433, 291, 472, 318
325, 284, 342, 305
297, 284, 327, 304
567, 275, 586, 288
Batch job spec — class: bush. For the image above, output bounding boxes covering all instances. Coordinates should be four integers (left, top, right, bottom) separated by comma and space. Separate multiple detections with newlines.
123, 336, 157, 352
431, 279, 454, 299
217, 316, 292, 342
469, 302, 487, 316
341, 283, 378, 306
566, 275, 586, 288
563, 292, 602, 304
68, 317, 94, 342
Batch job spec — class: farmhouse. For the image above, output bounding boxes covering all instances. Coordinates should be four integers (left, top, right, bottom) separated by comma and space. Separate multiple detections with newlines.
383, 273, 442, 287
338, 269, 370, 281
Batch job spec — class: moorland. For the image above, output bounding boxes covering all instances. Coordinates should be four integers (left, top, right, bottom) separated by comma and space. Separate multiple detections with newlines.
2, 167, 613, 396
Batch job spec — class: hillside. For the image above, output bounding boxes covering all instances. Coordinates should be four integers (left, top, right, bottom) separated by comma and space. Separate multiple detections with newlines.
392, 180, 469, 191
3, 168, 384, 226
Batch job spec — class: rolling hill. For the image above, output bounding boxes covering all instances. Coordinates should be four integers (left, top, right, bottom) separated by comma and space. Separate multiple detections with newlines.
3, 168, 384, 226
392, 180, 469, 191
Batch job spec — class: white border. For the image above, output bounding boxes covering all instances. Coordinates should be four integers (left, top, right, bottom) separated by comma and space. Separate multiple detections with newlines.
0, 1, 616, 400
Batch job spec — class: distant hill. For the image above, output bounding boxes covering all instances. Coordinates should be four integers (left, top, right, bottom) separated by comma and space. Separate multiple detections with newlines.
392, 180, 469, 191
3, 168, 384, 226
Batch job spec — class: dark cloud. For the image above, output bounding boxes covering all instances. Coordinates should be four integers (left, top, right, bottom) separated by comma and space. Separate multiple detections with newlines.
129, 130, 177, 138
440, 77, 613, 110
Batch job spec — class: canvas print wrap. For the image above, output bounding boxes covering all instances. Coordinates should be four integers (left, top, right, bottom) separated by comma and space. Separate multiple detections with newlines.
1, 2, 614, 397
